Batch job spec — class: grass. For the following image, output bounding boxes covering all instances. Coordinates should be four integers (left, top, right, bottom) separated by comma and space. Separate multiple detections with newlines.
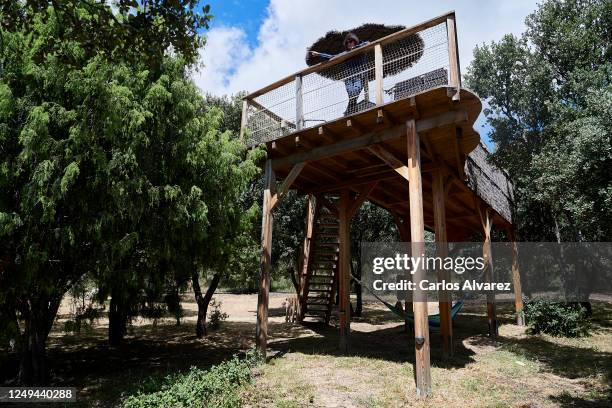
242, 301, 612, 408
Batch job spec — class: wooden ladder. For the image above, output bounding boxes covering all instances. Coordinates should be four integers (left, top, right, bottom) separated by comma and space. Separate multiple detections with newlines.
300, 200, 340, 323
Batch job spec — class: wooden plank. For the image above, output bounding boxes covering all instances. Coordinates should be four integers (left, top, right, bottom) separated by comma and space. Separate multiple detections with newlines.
508, 228, 525, 325
432, 168, 453, 357
374, 44, 384, 106
446, 17, 460, 101
270, 162, 305, 210
272, 109, 468, 169
256, 160, 275, 358
295, 75, 304, 130
477, 205, 498, 337
367, 144, 410, 181
406, 119, 432, 397
338, 189, 351, 353
245, 11, 455, 99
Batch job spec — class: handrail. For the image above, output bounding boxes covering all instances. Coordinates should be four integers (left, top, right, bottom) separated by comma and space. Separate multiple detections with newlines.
242, 11, 461, 147
244, 11, 456, 100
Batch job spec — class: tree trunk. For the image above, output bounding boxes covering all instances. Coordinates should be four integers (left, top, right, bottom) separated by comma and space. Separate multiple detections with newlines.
18, 295, 61, 385
289, 265, 300, 295
192, 272, 221, 338
351, 259, 362, 317
108, 287, 127, 347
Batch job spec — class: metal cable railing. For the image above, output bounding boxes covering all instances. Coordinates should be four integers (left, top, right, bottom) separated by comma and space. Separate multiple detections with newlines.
242, 12, 461, 147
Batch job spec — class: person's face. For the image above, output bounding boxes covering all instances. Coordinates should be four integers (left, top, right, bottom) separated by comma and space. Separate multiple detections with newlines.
346, 39, 357, 50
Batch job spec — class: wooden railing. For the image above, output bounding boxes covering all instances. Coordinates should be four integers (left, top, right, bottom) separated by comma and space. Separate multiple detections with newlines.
241, 11, 461, 146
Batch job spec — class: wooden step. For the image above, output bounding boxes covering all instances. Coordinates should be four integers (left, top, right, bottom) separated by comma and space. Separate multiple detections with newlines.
317, 223, 339, 228
316, 243, 339, 248
317, 233, 339, 238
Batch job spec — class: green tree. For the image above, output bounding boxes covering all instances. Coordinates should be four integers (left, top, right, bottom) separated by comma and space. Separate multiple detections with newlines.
0, 1, 260, 384
465, 0, 611, 241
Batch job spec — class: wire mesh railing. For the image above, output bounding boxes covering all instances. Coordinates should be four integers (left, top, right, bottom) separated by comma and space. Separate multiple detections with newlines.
242, 12, 460, 147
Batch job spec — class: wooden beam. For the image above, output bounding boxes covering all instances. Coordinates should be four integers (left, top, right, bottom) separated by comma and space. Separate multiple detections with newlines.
406, 119, 432, 397
432, 168, 453, 357
272, 109, 468, 170
508, 228, 525, 326
446, 16, 460, 101
270, 162, 306, 211
367, 144, 410, 181
348, 182, 378, 217
338, 189, 351, 353
256, 159, 275, 358
477, 204, 498, 337
311, 170, 398, 193
374, 44, 384, 106
452, 127, 465, 180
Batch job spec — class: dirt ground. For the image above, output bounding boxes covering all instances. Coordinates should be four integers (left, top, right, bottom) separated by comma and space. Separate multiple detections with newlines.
3, 293, 611, 407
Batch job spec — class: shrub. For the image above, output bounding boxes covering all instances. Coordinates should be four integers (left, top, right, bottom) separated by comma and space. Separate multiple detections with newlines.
122, 349, 262, 408
208, 298, 228, 331
523, 299, 591, 337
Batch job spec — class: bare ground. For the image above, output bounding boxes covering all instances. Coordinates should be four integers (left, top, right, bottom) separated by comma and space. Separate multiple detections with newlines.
2, 293, 611, 407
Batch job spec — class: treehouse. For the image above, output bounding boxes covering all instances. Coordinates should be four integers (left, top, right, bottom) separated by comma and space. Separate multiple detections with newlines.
240, 11, 523, 397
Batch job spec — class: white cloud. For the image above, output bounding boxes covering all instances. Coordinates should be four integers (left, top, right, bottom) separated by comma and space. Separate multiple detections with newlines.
195, 26, 252, 95
193, 0, 539, 97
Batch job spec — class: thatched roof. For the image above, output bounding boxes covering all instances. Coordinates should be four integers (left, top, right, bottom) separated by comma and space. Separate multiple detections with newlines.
465, 142, 514, 224
306, 23, 424, 81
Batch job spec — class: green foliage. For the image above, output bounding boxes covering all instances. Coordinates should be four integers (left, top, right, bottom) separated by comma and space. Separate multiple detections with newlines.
0, 1, 260, 382
122, 349, 262, 408
1, 1, 212, 69
524, 299, 591, 337
207, 298, 228, 330
465, 0, 611, 241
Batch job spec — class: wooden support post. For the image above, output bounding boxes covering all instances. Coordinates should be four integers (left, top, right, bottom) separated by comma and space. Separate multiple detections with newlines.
256, 160, 275, 358
338, 189, 351, 353
478, 206, 498, 337
295, 75, 304, 130
374, 44, 384, 106
240, 99, 249, 142
432, 168, 453, 356
508, 228, 525, 326
406, 119, 432, 397
446, 16, 461, 101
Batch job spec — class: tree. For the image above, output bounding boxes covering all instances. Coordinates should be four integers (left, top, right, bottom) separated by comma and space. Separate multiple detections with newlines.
465, 0, 611, 242
0, 1, 260, 383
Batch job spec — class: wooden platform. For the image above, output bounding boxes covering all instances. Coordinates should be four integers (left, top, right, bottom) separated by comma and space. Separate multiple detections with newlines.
264, 86, 510, 237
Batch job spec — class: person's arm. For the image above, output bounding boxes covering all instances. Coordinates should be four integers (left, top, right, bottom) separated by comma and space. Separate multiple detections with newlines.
309, 50, 335, 60
354, 41, 370, 50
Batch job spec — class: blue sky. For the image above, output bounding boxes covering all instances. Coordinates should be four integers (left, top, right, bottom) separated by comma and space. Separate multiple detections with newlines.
194, 1, 541, 148
204, 1, 268, 48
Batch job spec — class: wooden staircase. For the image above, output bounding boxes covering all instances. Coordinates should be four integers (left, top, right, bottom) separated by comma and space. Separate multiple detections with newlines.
299, 199, 340, 323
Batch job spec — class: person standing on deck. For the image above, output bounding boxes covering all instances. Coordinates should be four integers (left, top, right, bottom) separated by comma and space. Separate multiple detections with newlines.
307, 33, 369, 115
